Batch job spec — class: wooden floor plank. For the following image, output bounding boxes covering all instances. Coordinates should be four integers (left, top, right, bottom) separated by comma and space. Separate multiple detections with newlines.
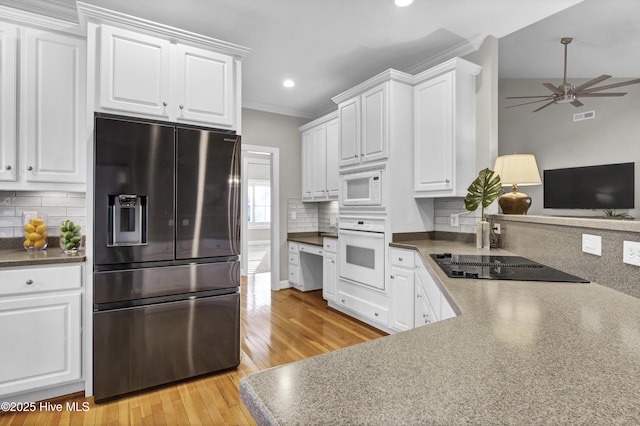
1, 274, 385, 425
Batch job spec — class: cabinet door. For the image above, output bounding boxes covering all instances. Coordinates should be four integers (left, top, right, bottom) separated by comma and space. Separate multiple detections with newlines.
301, 130, 313, 200
338, 97, 360, 167
414, 72, 453, 192
174, 44, 235, 128
99, 25, 171, 117
21, 29, 86, 184
414, 279, 436, 327
0, 292, 81, 396
325, 118, 339, 198
390, 266, 414, 332
323, 252, 337, 302
312, 125, 327, 199
0, 22, 17, 182
361, 83, 388, 163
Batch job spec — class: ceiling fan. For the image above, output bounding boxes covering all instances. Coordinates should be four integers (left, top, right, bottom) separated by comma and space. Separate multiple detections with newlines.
505, 37, 640, 112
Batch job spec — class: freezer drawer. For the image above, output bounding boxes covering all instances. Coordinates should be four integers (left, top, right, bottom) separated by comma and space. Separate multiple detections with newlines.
93, 292, 240, 401
94, 261, 239, 305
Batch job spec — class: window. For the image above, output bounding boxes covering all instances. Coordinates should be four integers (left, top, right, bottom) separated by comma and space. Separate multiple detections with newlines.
248, 179, 271, 228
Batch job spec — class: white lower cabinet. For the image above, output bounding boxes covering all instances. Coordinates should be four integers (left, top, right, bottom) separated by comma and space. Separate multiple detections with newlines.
390, 248, 416, 332
322, 238, 337, 302
0, 264, 83, 398
389, 247, 457, 332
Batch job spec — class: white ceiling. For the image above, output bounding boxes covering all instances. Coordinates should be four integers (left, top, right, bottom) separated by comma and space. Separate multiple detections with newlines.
6, 0, 639, 119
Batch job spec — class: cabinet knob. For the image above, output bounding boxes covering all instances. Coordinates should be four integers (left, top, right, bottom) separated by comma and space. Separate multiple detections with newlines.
331, 260, 335, 264
374, 312, 379, 317
445, 179, 450, 183
163, 101, 168, 107
398, 257, 403, 261
341, 299, 345, 303
179, 104, 184, 110
354, 155, 358, 158
5, 165, 11, 171
27, 166, 33, 171
416, 294, 422, 298
26, 279, 33, 285
390, 275, 395, 279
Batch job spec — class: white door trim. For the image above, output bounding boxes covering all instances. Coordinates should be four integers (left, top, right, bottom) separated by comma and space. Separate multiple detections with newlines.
241, 144, 280, 292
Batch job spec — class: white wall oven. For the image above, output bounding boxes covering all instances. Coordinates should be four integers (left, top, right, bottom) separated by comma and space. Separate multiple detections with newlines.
338, 217, 385, 290
340, 168, 383, 207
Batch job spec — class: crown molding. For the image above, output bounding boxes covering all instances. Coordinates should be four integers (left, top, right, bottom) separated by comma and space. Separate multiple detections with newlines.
413, 57, 482, 85
298, 110, 338, 132
76, 1, 250, 59
0, 0, 78, 23
406, 34, 487, 75
331, 69, 414, 105
0, 4, 81, 33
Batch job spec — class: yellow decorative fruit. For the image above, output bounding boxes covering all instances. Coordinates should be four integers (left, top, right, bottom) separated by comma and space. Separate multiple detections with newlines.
24, 223, 36, 233
31, 218, 44, 227
33, 239, 46, 249
27, 232, 43, 241
35, 224, 48, 233
23, 239, 34, 248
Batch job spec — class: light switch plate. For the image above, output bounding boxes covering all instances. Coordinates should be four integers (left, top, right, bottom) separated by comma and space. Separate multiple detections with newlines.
623, 241, 640, 266
582, 234, 601, 256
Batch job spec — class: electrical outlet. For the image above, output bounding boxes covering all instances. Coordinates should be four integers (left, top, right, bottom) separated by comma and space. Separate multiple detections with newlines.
582, 234, 601, 256
330, 216, 337, 227
290, 211, 296, 220
493, 223, 501, 234
450, 214, 459, 227
623, 241, 640, 266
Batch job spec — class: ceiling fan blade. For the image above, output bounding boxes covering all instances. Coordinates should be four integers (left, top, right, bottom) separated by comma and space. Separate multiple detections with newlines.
505, 97, 555, 108
578, 92, 627, 97
571, 99, 584, 107
506, 95, 556, 99
573, 74, 611, 92
543, 83, 563, 95
532, 99, 557, 112
581, 78, 640, 93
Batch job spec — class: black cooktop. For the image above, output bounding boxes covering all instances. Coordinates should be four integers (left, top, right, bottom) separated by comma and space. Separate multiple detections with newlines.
430, 253, 589, 283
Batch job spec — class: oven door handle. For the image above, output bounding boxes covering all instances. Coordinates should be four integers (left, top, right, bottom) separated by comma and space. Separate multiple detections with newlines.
338, 229, 385, 238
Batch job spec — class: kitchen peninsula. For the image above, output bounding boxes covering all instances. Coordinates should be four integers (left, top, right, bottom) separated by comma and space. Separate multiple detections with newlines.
240, 238, 640, 424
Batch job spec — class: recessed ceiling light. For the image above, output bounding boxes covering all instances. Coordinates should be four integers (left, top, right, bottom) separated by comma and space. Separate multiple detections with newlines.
394, 0, 413, 6
283, 79, 295, 88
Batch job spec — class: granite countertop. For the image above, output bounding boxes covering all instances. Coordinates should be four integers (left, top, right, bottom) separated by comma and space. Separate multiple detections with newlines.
240, 239, 640, 425
0, 239, 86, 268
287, 232, 337, 247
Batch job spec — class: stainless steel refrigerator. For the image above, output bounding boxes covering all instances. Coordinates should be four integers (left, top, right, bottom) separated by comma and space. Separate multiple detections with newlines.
92, 114, 241, 401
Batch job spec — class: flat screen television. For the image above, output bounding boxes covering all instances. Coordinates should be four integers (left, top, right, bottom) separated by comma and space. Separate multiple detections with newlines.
543, 162, 635, 209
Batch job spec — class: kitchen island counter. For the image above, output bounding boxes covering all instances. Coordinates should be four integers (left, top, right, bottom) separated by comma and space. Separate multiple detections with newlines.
240, 239, 640, 425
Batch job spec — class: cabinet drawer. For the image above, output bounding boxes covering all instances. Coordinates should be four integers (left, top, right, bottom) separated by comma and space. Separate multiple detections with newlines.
0, 264, 82, 296
288, 265, 299, 284
288, 242, 299, 253
389, 248, 415, 268
337, 291, 389, 326
299, 243, 323, 256
288, 253, 299, 266
323, 238, 337, 253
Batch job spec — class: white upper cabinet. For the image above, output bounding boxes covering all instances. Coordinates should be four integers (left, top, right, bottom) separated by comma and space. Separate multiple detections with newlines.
0, 19, 86, 190
0, 22, 17, 182
413, 58, 481, 197
99, 25, 171, 118
21, 28, 86, 184
98, 24, 242, 130
337, 82, 389, 168
174, 44, 235, 127
299, 112, 339, 202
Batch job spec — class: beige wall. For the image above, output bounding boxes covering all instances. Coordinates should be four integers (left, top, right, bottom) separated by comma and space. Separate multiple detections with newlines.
241, 108, 310, 281
499, 79, 640, 218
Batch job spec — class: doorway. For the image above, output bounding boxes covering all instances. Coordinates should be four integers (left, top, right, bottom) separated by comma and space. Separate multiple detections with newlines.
241, 144, 280, 291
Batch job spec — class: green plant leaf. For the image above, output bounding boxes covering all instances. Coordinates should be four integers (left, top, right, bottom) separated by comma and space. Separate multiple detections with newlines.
464, 168, 502, 217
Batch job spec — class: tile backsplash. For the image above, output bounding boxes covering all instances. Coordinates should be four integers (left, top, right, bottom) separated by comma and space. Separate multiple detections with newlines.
434, 197, 481, 234
287, 199, 338, 233
0, 191, 86, 238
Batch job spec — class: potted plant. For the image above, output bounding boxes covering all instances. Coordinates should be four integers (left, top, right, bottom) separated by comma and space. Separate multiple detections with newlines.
464, 168, 502, 248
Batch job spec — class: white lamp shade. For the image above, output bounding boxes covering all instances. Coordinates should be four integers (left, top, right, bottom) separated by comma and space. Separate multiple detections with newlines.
494, 154, 542, 186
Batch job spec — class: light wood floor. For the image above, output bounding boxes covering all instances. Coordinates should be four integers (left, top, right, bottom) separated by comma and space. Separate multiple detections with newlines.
0, 274, 386, 425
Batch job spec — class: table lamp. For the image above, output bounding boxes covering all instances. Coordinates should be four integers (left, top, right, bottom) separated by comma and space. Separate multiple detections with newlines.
493, 153, 542, 214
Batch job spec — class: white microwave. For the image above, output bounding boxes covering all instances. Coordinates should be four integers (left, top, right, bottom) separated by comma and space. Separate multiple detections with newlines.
340, 169, 383, 207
